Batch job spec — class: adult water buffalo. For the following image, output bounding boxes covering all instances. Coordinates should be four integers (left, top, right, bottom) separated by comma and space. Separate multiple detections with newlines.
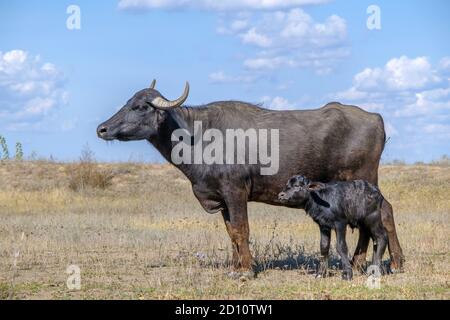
97, 80, 404, 277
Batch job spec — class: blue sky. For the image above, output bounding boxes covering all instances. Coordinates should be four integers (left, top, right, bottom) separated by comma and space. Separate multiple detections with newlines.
0, 0, 449, 163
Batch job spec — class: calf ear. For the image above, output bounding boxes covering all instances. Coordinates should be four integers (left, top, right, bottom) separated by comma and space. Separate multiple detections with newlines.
310, 192, 330, 208
307, 182, 325, 191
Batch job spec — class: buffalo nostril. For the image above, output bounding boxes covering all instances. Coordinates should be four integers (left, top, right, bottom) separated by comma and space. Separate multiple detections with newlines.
98, 126, 107, 135
278, 192, 286, 199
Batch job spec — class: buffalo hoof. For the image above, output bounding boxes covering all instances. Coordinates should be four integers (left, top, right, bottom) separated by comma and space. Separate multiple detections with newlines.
389, 255, 405, 273
389, 262, 405, 274
227, 270, 256, 281
389, 266, 404, 274
341, 270, 353, 281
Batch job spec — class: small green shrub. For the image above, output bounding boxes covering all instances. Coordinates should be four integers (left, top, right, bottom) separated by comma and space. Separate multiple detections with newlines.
15, 142, 24, 161
0, 135, 9, 160
0, 136, 24, 161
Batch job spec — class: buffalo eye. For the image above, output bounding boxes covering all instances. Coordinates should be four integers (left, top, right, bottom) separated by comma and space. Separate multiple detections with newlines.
131, 105, 149, 111
289, 177, 301, 187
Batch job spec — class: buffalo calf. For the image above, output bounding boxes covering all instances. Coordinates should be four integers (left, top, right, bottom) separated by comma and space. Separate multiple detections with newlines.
278, 175, 387, 280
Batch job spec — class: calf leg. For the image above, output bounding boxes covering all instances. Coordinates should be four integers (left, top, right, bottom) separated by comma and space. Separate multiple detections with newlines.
372, 236, 388, 269
380, 199, 404, 271
371, 228, 388, 272
351, 227, 370, 272
317, 226, 331, 278
335, 224, 352, 280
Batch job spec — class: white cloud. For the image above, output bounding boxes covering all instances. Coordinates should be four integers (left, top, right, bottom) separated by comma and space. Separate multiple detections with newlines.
439, 56, 450, 74
423, 123, 450, 135
279, 11, 346, 48
353, 56, 439, 92
335, 87, 370, 101
240, 28, 273, 47
332, 55, 450, 157
223, 9, 346, 50
394, 88, 450, 117
0, 49, 67, 130
118, 0, 329, 11
0, 50, 28, 74
208, 71, 229, 83
23, 97, 56, 115
218, 8, 348, 74
243, 47, 349, 73
261, 95, 296, 110
230, 19, 249, 32
336, 56, 446, 105
208, 71, 257, 83
243, 56, 294, 69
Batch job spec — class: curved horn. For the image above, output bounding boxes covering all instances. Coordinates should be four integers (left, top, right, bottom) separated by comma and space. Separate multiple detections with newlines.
151, 82, 189, 109
149, 79, 156, 89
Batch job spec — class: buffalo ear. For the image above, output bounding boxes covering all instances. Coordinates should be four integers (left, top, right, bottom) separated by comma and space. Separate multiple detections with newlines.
169, 109, 190, 131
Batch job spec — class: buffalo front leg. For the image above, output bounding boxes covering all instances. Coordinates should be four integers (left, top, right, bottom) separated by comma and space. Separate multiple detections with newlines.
221, 195, 254, 277
381, 199, 404, 271
222, 209, 239, 269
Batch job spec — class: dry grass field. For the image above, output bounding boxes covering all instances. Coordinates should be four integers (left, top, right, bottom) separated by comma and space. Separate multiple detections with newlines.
0, 160, 449, 300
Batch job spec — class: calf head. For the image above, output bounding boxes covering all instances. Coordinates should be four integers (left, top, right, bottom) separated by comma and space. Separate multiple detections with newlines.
278, 175, 325, 207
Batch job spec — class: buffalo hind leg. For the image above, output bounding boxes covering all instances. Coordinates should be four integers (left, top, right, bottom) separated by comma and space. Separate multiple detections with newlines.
351, 227, 370, 272
381, 199, 404, 271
